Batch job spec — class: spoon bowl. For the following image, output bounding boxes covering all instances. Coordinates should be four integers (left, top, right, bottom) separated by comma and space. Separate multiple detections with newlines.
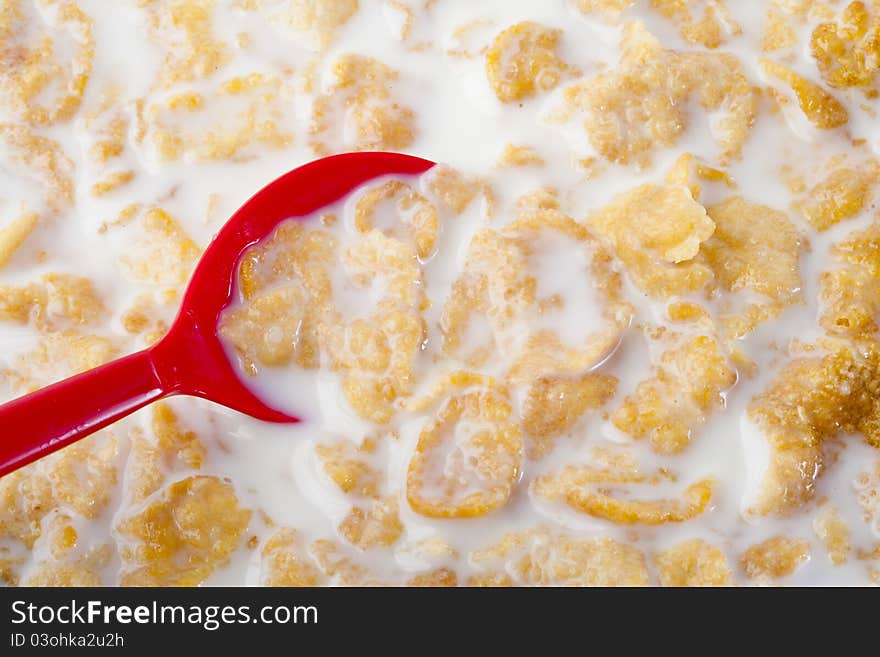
0, 152, 436, 477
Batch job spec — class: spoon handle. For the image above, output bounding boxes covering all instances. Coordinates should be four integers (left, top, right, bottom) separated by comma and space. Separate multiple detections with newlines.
0, 349, 168, 477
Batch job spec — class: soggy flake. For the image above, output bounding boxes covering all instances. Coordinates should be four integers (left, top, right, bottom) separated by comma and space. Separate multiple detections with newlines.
821, 222, 880, 337
471, 528, 649, 586
309, 539, 379, 585
315, 438, 381, 497
260, 528, 322, 586
120, 292, 175, 346
310, 54, 415, 154
655, 539, 733, 586
118, 208, 201, 289
495, 143, 544, 168
485, 21, 570, 103
0, 430, 117, 554
0, 123, 74, 213
24, 545, 111, 586
0, 273, 104, 329
422, 164, 483, 214
339, 496, 403, 549
117, 476, 251, 586
443, 208, 630, 377
797, 164, 880, 231
141, 73, 294, 163
703, 196, 803, 303
219, 222, 336, 373
325, 232, 427, 424
549, 22, 755, 167
613, 334, 736, 454
354, 179, 439, 259
2, 329, 117, 393
522, 373, 617, 459
533, 460, 713, 525
747, 343, 880, 516
406, 376, 522, 518
0, 0, 94, 125
139, 0, 230, 87
126, 405, 207, 507
740, 536, 810, 580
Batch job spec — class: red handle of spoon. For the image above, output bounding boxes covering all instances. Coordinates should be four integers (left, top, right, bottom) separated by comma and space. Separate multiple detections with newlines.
0, 349, 167, 477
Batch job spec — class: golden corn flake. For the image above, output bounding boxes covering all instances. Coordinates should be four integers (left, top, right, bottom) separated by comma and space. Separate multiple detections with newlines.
406, 377, 522, 518
533, 461, 714, 525
650, 0, 741, 49
310, 54, 415, 154
118, 208, 201, 288
589, 183, 715, 299
117, 476, 251, 586
762, 3, 798, 52
761, 58, 849, 129
141, 73, 294, 162
339, 496, 403, 549
551, 22, 755, 167
354, 180, 439, 259
740, 536, 810, 580
820, 222, 880, 337
614, 334, 736, 454
315, 438, 381, 497
0, 430, 117, 553
522, 373, 617, 459
747, 343, 880, 516
260, 528, 322, 586
0, 123, 74, 213
471, 528, 649, 586
407, 568, 458, 587
0, 0, 94, 125
485, 21, 570, 103
655, 539, 733, 586
703, 196, 803, 303
495, 143, 544, 168
811, 1, 880, 91
139, 0, 230, 87
797, 163, 880, 231
0, 212, 38, 269
813, 502, 850, 565
120, 292, 176, 346
0, 273, 104, 330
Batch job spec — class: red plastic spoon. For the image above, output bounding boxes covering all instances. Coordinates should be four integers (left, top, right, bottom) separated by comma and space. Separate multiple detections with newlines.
0, 152, 435, 478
